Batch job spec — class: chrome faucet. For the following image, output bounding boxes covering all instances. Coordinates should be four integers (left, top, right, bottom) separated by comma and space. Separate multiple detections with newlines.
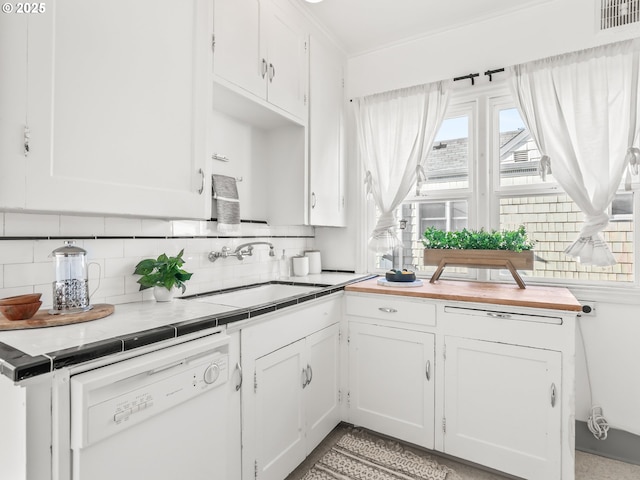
208, 242, 275, 262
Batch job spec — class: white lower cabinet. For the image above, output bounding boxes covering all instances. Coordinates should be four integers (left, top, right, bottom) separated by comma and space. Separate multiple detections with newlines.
441, 336, 562, 480
344, 292, 576, 480
348, 323, 435, 448
240, 297, 342, 480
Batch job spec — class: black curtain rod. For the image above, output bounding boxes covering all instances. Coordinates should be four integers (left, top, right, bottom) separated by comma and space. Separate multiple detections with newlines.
484, 68, 505, 81
349, 66, 505, 101
453, 73, 479, 85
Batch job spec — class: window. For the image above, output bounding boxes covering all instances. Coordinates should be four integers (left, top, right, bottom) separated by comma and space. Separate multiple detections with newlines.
370, 84, 636, 285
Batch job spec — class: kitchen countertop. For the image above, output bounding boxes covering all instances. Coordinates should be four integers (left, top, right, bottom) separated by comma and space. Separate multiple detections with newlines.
0, 273, 372, 382
345, 277, 583, 312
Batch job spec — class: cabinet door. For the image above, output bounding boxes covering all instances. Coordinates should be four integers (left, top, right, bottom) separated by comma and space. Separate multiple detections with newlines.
0, 13, 28, 209
253, 339, 306, 480
349, 323, 435, 448
443, 336, 561, 480
226, 332, 242, 480
304, 324, 340, 452
25, 0, 209, 219
212, 0, 265, 99
262, 1, 308, 120
308, 36, 346, 227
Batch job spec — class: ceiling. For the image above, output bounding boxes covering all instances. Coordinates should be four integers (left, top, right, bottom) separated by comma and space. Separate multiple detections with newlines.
297, 0, 548, 56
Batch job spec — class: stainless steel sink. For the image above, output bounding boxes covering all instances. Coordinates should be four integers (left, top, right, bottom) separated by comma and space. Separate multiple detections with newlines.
184, 284, 321, 309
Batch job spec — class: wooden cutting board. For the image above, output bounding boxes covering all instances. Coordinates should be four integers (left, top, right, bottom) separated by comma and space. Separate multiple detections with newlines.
0, 304, 115, 330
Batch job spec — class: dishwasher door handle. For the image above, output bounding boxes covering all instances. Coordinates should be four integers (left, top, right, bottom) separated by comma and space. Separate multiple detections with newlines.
148, 360, 185, 376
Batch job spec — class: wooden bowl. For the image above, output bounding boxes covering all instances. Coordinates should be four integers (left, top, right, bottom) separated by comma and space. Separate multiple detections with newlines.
0, 293, 42, 305
0, 301, 42, 321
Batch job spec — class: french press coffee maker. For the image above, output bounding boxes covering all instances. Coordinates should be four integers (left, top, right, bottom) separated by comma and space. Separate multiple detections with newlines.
50, 241, 98, 314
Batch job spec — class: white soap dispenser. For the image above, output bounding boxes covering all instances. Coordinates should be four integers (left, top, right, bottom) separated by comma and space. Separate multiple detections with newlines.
279, 249, 290, 279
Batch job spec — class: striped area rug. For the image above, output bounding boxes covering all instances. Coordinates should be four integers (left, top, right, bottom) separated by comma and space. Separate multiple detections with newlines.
301, 432, 459, 480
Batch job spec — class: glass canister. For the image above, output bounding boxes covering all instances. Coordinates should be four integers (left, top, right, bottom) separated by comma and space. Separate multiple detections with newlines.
50, 241, 94, 314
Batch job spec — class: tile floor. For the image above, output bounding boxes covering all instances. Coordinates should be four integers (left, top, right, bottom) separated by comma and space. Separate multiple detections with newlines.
285, 423, 640, 480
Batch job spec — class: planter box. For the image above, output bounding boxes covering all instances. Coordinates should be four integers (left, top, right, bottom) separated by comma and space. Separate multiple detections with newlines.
423, 249, 534, 288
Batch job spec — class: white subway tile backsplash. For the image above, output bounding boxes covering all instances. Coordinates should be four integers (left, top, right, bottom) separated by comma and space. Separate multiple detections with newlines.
0, 212, 314, 307
4, 262, 50, 288
105, 217, 143, 237
60, 215, 105, 237
0, 240, 34, 264
123, 238, 160, 259
141, 219, 172, 237
84, 239, 125, 259
5, 213, 60, 237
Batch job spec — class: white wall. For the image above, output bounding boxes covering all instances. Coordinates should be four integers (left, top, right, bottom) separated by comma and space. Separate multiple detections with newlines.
344, 0, 640, 437
348, 0, 640, 98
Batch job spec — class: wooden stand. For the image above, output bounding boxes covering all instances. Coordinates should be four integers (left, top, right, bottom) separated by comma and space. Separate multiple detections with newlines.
424, 249, 534, 289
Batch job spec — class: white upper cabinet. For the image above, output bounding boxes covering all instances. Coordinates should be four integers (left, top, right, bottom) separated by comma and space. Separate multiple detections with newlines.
2, 0, 211, 218
308, 35, 346, 227
213, 0, 308, 122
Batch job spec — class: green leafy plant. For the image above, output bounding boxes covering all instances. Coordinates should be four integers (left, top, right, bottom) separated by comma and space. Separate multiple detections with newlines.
422, 226, 534, 252
134, 249, 193, 294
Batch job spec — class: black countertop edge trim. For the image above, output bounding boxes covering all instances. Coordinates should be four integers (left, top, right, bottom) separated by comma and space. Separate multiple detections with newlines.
216, 310, 250, 326
48, 339, 125, 370
120, 326, 177, 351
0, 341, 52, 382
172, 316, 219, 337
0, 275, 373, 381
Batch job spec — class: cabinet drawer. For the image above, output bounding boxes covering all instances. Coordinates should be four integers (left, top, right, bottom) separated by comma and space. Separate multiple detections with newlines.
443, 306, 562, 325
345, 294, 436, 327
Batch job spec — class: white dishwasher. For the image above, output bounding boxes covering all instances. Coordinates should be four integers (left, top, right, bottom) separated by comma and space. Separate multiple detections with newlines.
70, 333, 230, 480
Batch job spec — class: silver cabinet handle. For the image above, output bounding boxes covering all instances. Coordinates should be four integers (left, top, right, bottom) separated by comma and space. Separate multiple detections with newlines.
197, 168, 205, 194
269, 63, 275, 82
306, 364, 313, 386
302, 368, 308, 388
311, 192, 316, 208
378, 307, 397, 313
235, 362, 242, 392
487, 312, 512, 319
425, 360, 431, 381
261, 58, 268, 79
550, 383, 557, 407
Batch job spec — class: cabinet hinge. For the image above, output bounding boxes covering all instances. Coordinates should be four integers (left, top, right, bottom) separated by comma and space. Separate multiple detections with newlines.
347, 391, 351, 408
253, 371, 257, 393
304, 40, 308, 52
24, 125, 30, 157
338, 389, 342, 404
338, 330, 342, 344
304, 93, 307, 106
442, 417, 447, 434
254, 459, 258, 479
443, 343, 446, 360
211, 33, 215, 53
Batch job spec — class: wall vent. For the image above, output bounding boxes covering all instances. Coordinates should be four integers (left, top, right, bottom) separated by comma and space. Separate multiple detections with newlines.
600, 0, 640, 30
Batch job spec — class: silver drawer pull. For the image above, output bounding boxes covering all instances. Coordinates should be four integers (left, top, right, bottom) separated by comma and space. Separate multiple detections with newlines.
550, 383, 557, 407
487, 312, 512, 319
378, 307, 398, 313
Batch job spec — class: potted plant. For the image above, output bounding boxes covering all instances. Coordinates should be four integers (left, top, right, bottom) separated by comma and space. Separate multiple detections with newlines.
422, 226, 535, 288
134, 249, 193, 301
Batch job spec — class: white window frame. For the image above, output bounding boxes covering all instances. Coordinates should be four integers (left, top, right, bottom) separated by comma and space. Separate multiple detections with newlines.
365, 81, 640, 293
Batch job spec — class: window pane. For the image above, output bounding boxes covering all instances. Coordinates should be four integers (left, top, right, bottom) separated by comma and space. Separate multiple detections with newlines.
419, 115, 469, 192
398, 200, 469, 274
498, 108, 554, 187
499, 193, 634, 282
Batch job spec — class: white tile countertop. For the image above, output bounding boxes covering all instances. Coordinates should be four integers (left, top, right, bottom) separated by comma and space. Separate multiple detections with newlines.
0, 273, 371, 381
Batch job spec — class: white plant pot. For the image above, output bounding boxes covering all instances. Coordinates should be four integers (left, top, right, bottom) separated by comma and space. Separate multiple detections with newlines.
153, 286, 177, 302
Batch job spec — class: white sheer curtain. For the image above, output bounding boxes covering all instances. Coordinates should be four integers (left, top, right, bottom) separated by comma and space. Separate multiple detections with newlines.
508, 39, 640, 266
353, 82, 451, 253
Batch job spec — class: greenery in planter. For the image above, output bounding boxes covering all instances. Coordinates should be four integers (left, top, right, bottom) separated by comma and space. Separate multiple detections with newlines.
134, 249, 193, 294
422, 226, 534, 252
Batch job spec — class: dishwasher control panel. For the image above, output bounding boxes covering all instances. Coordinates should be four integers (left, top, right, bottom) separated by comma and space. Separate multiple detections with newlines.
70, 335, 230, 449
